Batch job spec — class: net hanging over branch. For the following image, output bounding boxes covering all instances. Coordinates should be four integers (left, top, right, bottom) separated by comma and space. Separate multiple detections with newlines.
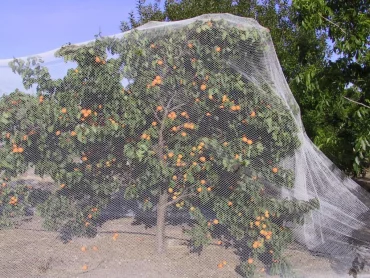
0, 13, 369, 278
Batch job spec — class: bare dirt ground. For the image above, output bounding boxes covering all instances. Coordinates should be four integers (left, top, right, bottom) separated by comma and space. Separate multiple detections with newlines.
0, 170, 369, 278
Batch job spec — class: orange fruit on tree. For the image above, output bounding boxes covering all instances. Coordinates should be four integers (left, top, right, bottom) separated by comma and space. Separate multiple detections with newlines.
247, 258, 254, 264
215, 46, 221, 52
200, 179, 206, 185
95, 56, 101, 63
199, 156, 206, 162
213, 219, 219, 225
152, 121, 157, 126
168, 188, 174, 193
157, 60, 163, 65
172, 175, 177, 181
71, 131, 77, 136
207, 187, 212, 192
227, 201, 233, 206
197, 187, 202, 193
272, 167, 278, 173
61, 107, 67, 114
156, 105, 163, 112
250, 111, 256, 117
188, 43, 193, 48
247, 139, 253, 145
200, 84, 207, 91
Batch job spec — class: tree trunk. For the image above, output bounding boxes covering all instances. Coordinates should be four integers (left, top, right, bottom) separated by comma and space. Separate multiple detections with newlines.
156, 191, 168, 253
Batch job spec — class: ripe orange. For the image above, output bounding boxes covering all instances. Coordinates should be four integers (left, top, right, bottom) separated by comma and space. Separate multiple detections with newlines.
272, 167, 278, 173
61, 107, 67, 114
207, 187, 212, 192
188, 43, 193, 48
227, 201, 233, 206
156, 105, 163, 112
152, 121, 157, 126
172, 175, 177, 181
216, 46, 221, 52
199, 156, 206, 163
197, 187, 202, 193
81, 246, 87, 252
95, 57, 101, 63
247, 258, 254, 264
213, 219, 219, 225
82, 156, 88, 161
71, 131, 77, 136
200, 180, 206, 185
242, 136, 248, 143
217, 240, 222, 245
206, 112, 211, 116
181, 132, 187, 137
247, 139, 253, 145
250, 111, 256, 117
17, 147, 24, 153
200, 84, 207, 91
157, 60, 163, 65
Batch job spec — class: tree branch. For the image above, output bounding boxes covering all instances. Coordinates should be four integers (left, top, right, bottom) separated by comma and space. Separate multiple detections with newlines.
319, 14, 346, 35
343, 96, 370, 109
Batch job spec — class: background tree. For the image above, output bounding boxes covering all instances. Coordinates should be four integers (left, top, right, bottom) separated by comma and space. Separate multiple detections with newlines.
293, 0, 370, 176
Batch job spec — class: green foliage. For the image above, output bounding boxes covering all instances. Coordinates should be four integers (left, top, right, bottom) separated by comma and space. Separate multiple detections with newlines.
293, 0, 370, 175
0, 182, 30, 228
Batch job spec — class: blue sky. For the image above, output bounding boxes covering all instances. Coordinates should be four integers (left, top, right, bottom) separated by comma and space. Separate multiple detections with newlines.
0, 0, 164, 95
0, 0, 146, 59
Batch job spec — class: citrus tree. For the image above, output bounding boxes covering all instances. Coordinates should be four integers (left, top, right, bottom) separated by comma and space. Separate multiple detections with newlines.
0, 19, 319, 277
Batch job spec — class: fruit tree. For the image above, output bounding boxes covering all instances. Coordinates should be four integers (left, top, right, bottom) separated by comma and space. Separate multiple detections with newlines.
0, 18, 319, 277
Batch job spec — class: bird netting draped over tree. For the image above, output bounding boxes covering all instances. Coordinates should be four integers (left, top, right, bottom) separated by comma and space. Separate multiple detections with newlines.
0, 13, 369, 277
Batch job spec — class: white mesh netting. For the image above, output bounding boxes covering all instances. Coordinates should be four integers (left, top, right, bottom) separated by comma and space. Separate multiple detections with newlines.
0, 13, 369, 278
